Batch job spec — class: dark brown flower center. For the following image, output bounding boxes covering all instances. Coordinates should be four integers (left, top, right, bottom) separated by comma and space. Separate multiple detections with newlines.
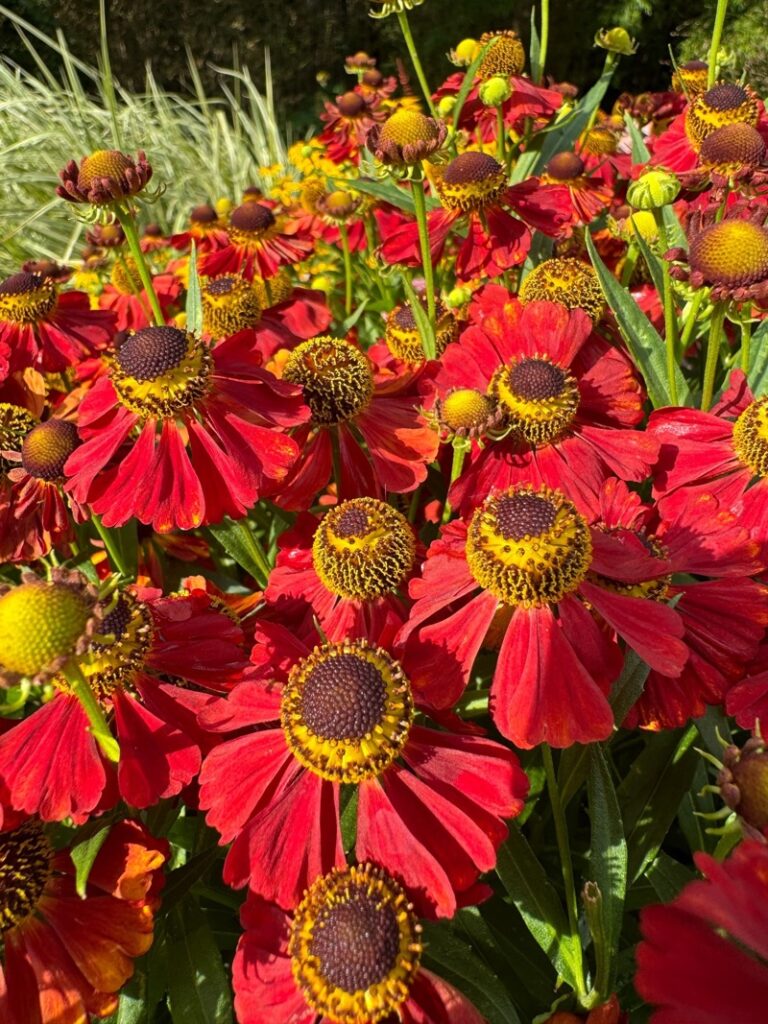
300, 653, 387, 741
703, 83, 749, 112
230, 203, 275, 233
545, 152, 586, 180
117, 326, 189, 381
310, 893, 401, 992
495, 493, 558, 540
508, 358, 567, 400
443, 151, 503, 185
191, 204, 218, 223
334, 505, 371, 538
337, 91, 366, 117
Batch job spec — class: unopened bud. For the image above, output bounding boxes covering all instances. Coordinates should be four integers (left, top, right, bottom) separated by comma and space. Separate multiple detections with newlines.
479, 76, 513, 107
595, 27, 637, 56
627, 169, 680, 210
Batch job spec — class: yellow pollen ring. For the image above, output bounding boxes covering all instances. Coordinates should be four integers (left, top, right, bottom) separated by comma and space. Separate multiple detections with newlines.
281, 640, 414, 783
492, 355, 580, 446
733, 398, 768, 478
519, 258, 604, 322
111, 332, 212, 420
0, 274, 57, 325
0, 821, 54, 932
290, 863, 422, 1024
466, 486, 592, 607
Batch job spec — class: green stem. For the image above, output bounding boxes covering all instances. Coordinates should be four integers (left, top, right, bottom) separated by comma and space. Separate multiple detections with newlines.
740, 319, 752, 374
496, 106, 507, 167
339, 224, 353, 317
538, 0, 550, 84
678, 289, 706, 358
441, 442, 467, 524
701, 302, 727, 410
331, 426, 344, 501
707, 0, 729, 89
114, 203, 165, 325
619, 242, 638, 288
92, 514, 131, 578
542, 744, 587, 1000
63, 661, 120, 763
652, 211, 679, 405
411, 177, 437, 348
396, 11, 437, 118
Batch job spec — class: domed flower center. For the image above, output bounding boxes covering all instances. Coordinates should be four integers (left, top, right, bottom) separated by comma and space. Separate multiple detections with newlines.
202, 275, 261, 337
673, 60, 709, 96
478, 30, 525, 78
228, 202, 276, 244
0, 821, 53, 933
337, 91, 366, 117
0, 272, 57, 324
493, 355, 580, 446
685, 83, 759, 150
700, 123, 766, 169
438, 388, 497, 435
283, 336, 374, 425
252, 270, 293, 308
77, 149, 135, 191
689, 219, 768, 288
110, 256, 143, 295
466, 486, 592, 606
21, 419, 79, 481
0, 575, 95, 680
57, 592, 154, 701
380, 109, 438, 148
385, 299, 457, 362
281, 641, 413, 782
544, 152, 586, 181
112, 326, 212, 419
312, 498, 416, 601
733, 398, 768, 478
0, 404, 38, 473
190, 204, 218, 225
437, 152, 506, 212
290, 864, 421, 1023
519, 257, 604, 322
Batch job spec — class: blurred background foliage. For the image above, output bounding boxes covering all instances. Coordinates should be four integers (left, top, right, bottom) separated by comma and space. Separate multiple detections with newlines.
3, 0, 767, 132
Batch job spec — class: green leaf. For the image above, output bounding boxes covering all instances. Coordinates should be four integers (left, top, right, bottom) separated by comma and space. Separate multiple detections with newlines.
609, 649, 651, 726
166, 898, 233, 1024
623, 111, 650, 162
619, 725, 698, 882
496, 826, 581, 991
529, 7, 542, 85
338, 174, 416, 214
644, 852, 694, 902
162, 844, 221, 911
340, 784, 358, 852
422, 921, 522, 1024
186, 240, 203, 334
341, 297, 369, 332
586, 746, 627, 994
401, 273, 436, 360
585, 231, 692, 409
451, 43, 491, 137
71, 823, 111, 898
747, 319, 768, 394
631, 224, 665, 299
208, 517, 270, 587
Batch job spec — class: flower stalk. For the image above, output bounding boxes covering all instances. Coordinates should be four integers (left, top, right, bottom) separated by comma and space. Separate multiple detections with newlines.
411, 172, 436, 342
701, 301, 727, 410
62, 660, 120, 763
113, 202, 165, 325
396, 11, 438, 118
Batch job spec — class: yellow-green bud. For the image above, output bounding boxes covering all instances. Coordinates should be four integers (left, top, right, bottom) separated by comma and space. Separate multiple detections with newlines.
479, 76, 512, 107
452, 38, 480, 66
446, 286, 472, 308
437, 95, 457, 118
627, 169, 681, 210
594, 27, 638, 56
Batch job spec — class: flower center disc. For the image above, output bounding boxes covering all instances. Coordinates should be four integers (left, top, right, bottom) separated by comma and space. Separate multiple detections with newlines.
733, 398, 768, 478
493, 355, 579, 445
0, 404, 38, 472
437, 152, 506, 212
112, 325, 212, 419
685, 84, 759, 150
0, 821, 53, 933
56, 593, 154, 701
290, 864, 422, 1024
202, 275, 262, 337
439, 388, 497, 436
312, 497, 415, 601
385, 300, 457, 362
337, 91, 367, 118
699, 123, 766, 170
519, 258, 604, 322
689, 219, 768, 288
0, 272, 57, 324
466, 486, 592, 606
21, 419, 79, 481
478, 30, 525, 78
283, 337, 374, 426
0, 578, 94, 679
78, 149, 135, 191
281, 640, 413, 782
228, 202, 276, 245
380, 109, 437, 148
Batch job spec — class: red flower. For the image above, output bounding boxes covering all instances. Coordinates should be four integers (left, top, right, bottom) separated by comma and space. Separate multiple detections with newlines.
650, 369, 768, 557
274, 335, 438, 508
198, 619, 528, 917
0, 417, 85, 563
98, 262, 182, 331
398, 483, 691, 748
726, 641, 768, 730
0, 272, 115, 377
588, 479, 768, 730
64, 324, 308, 532
232, 864, 487, 1024
636, 840, 768, 1023
436, 296, 657, 516
434, 70, 562, 136
0, 817, 167, 1024
265, 499, 418, 644
201, 201, 314, 280
0, 583, 249, 822
533, 151, 613, 236
170, 203, 231, 252
318, 88, 385, 163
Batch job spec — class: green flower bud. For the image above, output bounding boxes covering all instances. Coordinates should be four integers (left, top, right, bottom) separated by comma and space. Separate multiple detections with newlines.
594, 27, 637, 56
627, 169, 681, 210
479, 76, 512, 107
437, 95, 457, 118
446, 286, 472, 308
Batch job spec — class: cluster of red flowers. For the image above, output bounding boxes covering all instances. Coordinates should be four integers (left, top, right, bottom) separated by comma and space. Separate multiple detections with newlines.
2, 13, 768, 1024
